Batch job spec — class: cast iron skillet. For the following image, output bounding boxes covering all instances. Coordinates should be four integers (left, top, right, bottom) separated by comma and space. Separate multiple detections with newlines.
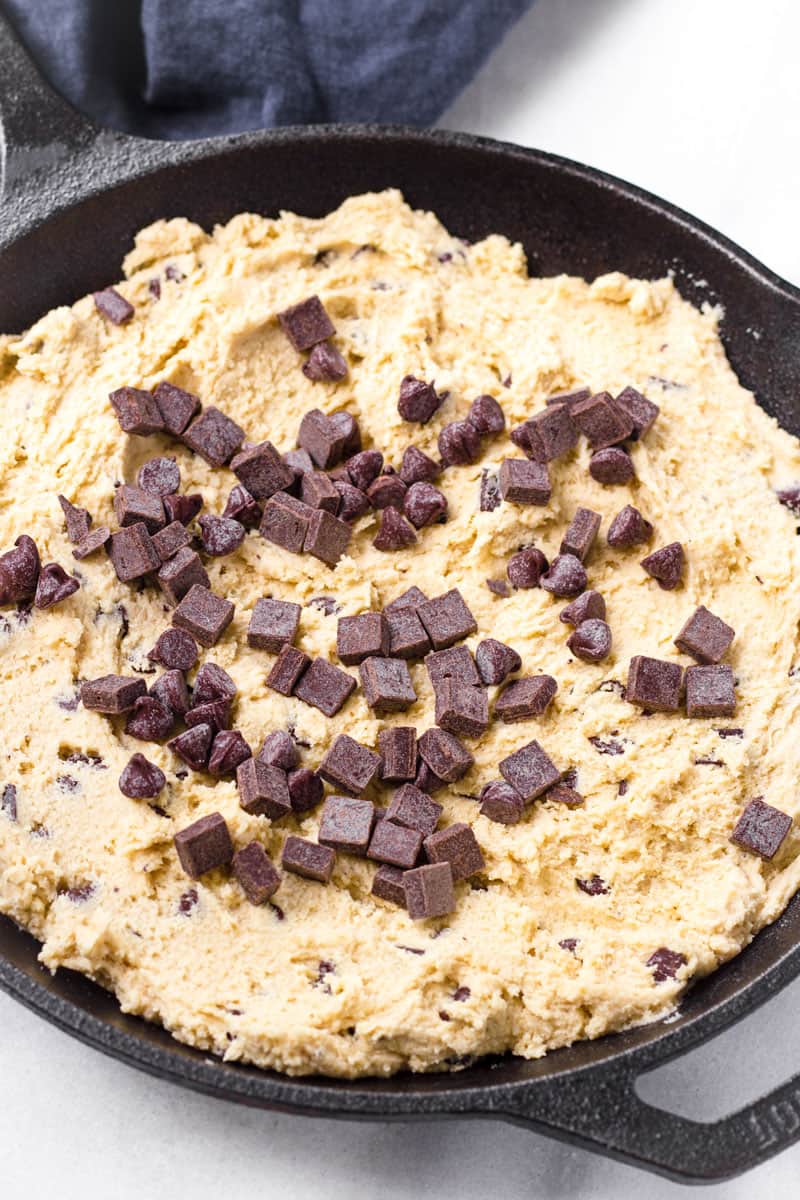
2, 15, 800, 1184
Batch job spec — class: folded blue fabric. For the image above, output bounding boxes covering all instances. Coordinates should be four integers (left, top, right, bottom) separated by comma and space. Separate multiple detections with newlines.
3, 0, 532, 138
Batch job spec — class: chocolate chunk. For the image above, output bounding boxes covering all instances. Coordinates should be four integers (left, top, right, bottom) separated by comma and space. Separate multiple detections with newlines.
208, 730, 252, 777
414, 756, 447, 794
486, 578, 511, 597
237, 757, 291, 818
372, 864, 407, 906
499, 739, 561, 801
507, 546, 548, 589
438, 420, 482, 467
398, 375, 441, 423
266, 645, 310, 695
384, 605, 431, 659
261, 491, 314, 553
34, 563, 79, 609
278, 295, 335, 351
319, 734, 381, 795
495, 675, 558, 722
337, 612, 389, 665
94, 288, 134, 325
108, 523, 160, 583
282, 835, 335, 883
368, 474, 407, 510
233, 841, 281, 904
297, 409, 346, 470
301, 470, 341, 514
568, 619, 612, 663
777, 484, 800, 515
685, 665, 736, 718
148, 628, 198, 672
247, 597, 301, 654
318, 795, 375, 856
512, 404, 578, 462
571, 391, 633, 449
426, 645, 480, 687
499, 458, 551, 505
258, 730, 299, 771
303, 342, 348, 382
647, 947, 687, 983
607, 504, 653, 549
185, 698, 233, 733
589, 447, 635, 485
114, 486, 165, 537
560, 508, 601, 562
615, 386, 659, 439
386, 783, 442, 836
172, 584, 234, 647
198, 514, 245, 557
675, 605, 735, 664
169, 723, 214, 771
333, 481, 369, 523
467, 394, 505, 435
577, 875, 609, 896
731, 797, 792, 860
434, 679, 489, 738
479, 470, 501, 512
347, 450, 384, 492
400, 446, 440, 485
230, 441, 294, 500
373, 506, 418, 552
288, 767, 324, 813
360, 656, 416, 713
73, 527, 111, 560
150, 669, 190, 717
109, 386, 165, 436
328, 411, 361, 457
157, 546, 210, 605
137, 457, 180, 498
81, 674, 146, 714
174, 812, 233, 878
403, 482, 448, 528
125, 696, 174, 742
188, 662, 235, 705
641, 542, 685, 590
479, 780, 524, 824
163, 493, 203, 526
182, 408, 245, 467
418, 589, 477, 650
58, 495, 92, 543
546, 387, 591, 408
425, 822, 484, 881
284, 448, 315, 482
378, 729, 417, 783
152, 521, 191, 563
418, 728, 473, 781
119, 753, 166, 799
293, 657, 356, 716
404, 862, 455, 919
223, 484, 261, 529
626, 656, 683, 711
152, 381, 201, 436
368, 820, 423, 869
560, 590, 606, 626
385, 586, 429, 613
475, 638, 521, 686
546, 783, 584, 806
540, 554, 587, 597
304, 508, 351, 566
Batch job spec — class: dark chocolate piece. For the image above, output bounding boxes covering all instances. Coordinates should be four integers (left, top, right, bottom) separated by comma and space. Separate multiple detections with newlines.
404, 862, 455, 919
731, 797, 792, 860
73, 527, 111, 560
675, 605, 735, 664
266, 645, 310, 696
347, 450, 384, 491
109, 386, 164, 436
223, 484, 262, 529
568, 619, 612, 663
137, 457, 180, 498
418, 727, 473, 782
172, 584, 234, 647
647, 947, 687, 983
438, 420, 482, 467
495, 675, 558, 721
507, 546, 548, 589
424, 822, 484, 881
81, 674, 146, 714
399, 445, 440, 485
278, 295, 335, 351
571, 391, 633, 448
124, 696, 174, 742
303, 342, 348, 382
546, 387, 591, 408
499, 458, 551, 505
231, 441, 295, 500
367, 474, 407, 510
373, 506, 418, 552
337, 612, 389, 665
148, 628, 198, 672
577, 875, 609, 896
685, 665, 736, 718
185, 697, 233, 733
247, 597, 301, 653
258, 730, 299, 771
94, 288, 134, 325
385, 783, 442, 836
284, 448, 315, 480
329, 412, 361, 459
475, 638, 521, 686
260, 491, 314, 553
208, 730, 252, 777
334, 481, 370, 523
34, 563, 79, 609
237, 757, 291, 818
297, 408, 346, 469
418, 588, 477, 650
174, 812, 233, 878
191, 663, 236, 705
467, 394, 505, 435
163, 492, 203, 526
114, 485, 165, 535
157, 547, 210, 606
169, 723, 214, 771
626, 656, 683, 711
182, 407, 245, 467
615, 387, 659, 439
589, 447, 635, 485
0, 534, 39, 603
540, 554, 587, 597
150, 669, 190, 717
499, 739, 561, 801
318, 795, 375, 856
404, 482, 448, 528
198, 514, 245, 557
560, 508, 601, 562
385, 586, 428, 613
368, 820, 423, 869
288, 768, 324, 813
304, 507, 351, 566
119, 753, 166, 799
109, 523, 161, 584
58, 495, 91, 543
486, 578, 511, 597
414, 757, 447, 794
378, 728, 418, 783
434, 679, 489, 738
607, 504, 653, 548
426, 644, 480, 687
546, 783, 584, 806
281, 835, 335, 882
293, 657, 356, 716
233, 841, 281, 904
641, 542, 685, 590
319, 734, 381, 796
512, 404, 577, 462
152, 381, 201, 436
479, 780, 524, 824
302, 470, 341, 513
560, 590, 606, 626
397, 375, 441, 424
384, 606, 431, 659
372, 864, 407, 906
151, 520, 191, 563
360, 656, 416, 713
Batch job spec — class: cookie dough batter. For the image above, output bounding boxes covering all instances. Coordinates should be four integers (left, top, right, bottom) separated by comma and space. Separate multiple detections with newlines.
0, 190, 799, 1077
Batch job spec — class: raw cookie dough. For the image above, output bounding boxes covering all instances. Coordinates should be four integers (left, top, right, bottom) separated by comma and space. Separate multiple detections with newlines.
0, 190, 799, 1078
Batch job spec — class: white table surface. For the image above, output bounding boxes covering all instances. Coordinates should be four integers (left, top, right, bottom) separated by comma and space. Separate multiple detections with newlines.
3, 0, 800, 1195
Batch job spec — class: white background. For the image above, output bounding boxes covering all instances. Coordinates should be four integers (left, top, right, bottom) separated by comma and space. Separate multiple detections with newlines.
3, 0, 800, 1195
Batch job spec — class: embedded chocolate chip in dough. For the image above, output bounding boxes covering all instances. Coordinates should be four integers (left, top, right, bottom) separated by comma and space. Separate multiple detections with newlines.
278, 295, 335, 351
606, 504, 653, 549
589, 447, 635, 485
560, 508, 601, 562
674, 606, 735, 664
397, 375, 441, 424
641, 542, 685, 590
559, 590, 606, 627
303, 341, 348, 382
281, 836, 335, 883
174, 812, 233, 878
625, 656, 683, 711
495, 675, 558, 722
424, 822, 484, 881
499, 739, 561, 801
403, 862, 455, 919
567, 619, 612, 663
233, 842, 281, 905
647, 947, 687, 983
475, 638, 521, 686
94, 288, 134, 326
685, 665, 736, 717
499, 458, 551, 505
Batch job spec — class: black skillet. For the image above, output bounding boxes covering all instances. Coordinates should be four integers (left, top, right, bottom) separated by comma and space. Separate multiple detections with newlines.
2, 14, 800, 1184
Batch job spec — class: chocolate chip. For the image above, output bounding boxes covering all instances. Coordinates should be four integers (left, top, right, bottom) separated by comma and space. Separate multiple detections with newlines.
560, 590, 606, 626
318, 795, 375, 855
236, 757, 291, 818
360, 656, 416, 713
403, 482, 448, 528
331, 412, 362, 457
94, 287, 134, 325
499, 739, 561, 800
615, 387, 659, 439
495, 675, 558, 721
245, 597, 300, 654
81, 674, 146, 713
418, 727, 473, 782
157, 546, 210, 605
34, 563, 79, 609
58, 495, 91, 543
546, 783, 584, 806
293, 657, 356, 716
571, 391, 634, 449
282, 836, 335, 883
385, 783, 442, 836
150, 669, 190, 717
260, 492, 314, 553
373, 506, 418, 551
398, 375, 441, 423
72, 527, 111, 560
685, 665, 736, 718
384, 605, 431, 659
223, 484, 262, 529
414, 757, 447, 794
191, 664, 235, 707
507, 546, 548, 589
731, 797, 792, 860
568, 619, 612, 663
114, 485, 165, 535
404, 862, 455, 919
137, 457, 180, 498
473, 638, 520, 686
172, 584, 234, 647
148, 628, 198, 671
577, 875, 609, 896
400, 446, 440, 485
426, 645, 480, 687
483, 577, 507, 595
499, 458, 551, 505
109, 387, 164, 436
777, 484, 800, 515
151, 521, 191, 563
288, 767, 324, 813
589, 447, 635, 485
347, 450, 384, 492
296, 409, 346, 470
284, 448, 316, 484
174, 812, 233, 878
645, 947, 686, 983
626, 655, 683, 711
367, 474, 407, 510
434, 679, 489, 738
337, 612, 388, 665
319, 734, 381, 795
674, 605, 735, 664
230, 441, 295, 500
169, 723, 214, 771
540, 554, 587, 597
385, 586, 429, 613
424, 822, 484, 881
377, 729, 417, 784
418, 589, 477, 650
467, 394, 505, 435
233, 841, 281, 904
119, 753, 166, 799
438, 420, 482, 467
560, 508, 601, 562
367, 820, 423, 869
278, 295, 335, 351
185, 698, 232, 734
208, 730, 251, 777
512, 404, 578, 462
479, 470, 501, 512
198, 514, 246, 557
372, 864, 407, 906
607, 504, 653, 549
163, 493, 203, 526
182, 408, 245, 467
303, 342, 348, 381
333, 481, 369, 523
152, 381, 201, 436
304, 508, 351, 566
266, 645, 310, 695
258, 730, 299, 771
641, 542, 685, 590
479, 780, 524, 824
125, 695, 174, 741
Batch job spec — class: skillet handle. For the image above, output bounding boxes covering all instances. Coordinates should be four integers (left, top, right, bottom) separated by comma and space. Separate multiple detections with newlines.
497, 1061, 800, 1182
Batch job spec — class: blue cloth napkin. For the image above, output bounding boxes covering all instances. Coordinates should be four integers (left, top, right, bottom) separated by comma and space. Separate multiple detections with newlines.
3, 0, 532, 138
